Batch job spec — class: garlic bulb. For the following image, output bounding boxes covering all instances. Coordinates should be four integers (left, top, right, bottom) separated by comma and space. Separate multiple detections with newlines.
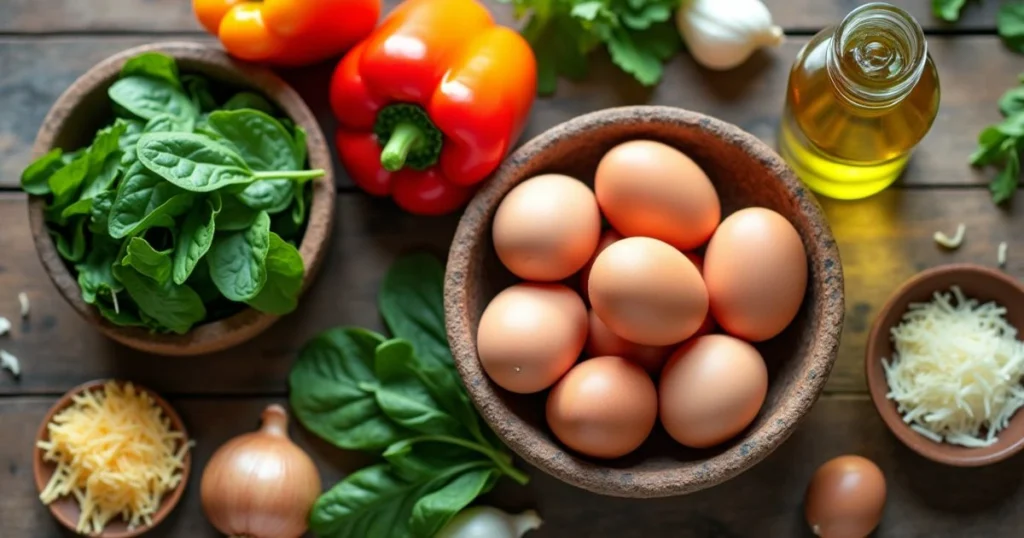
436, 506, 543, 538
676, 0, 784, 71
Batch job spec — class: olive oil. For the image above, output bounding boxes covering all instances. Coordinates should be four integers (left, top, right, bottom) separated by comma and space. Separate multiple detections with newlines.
779, 3, 940, 200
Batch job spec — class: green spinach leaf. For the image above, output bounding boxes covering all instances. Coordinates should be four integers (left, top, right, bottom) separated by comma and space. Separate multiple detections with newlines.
122, 236, 173, 285
60, 197, 94, 220
292, 125, 308, 168
108, 161, 193, 238
216, 195, 261, 231
206, 109, 299, 170
108, 75, 196, 121
114, 264, 206, 334
181, 74, 218, 112
208, 210, 271, 301
370, 340, 464, 437
21, 149, 64, 195
81, 153, 122, 202
144, 113, 195, 133
409, 467, 498, 538
379, 253, 454, 370
1000, 3, 1024, 53
238, 180, 294, 213
117, 118, 146, 154
381, 439, 485, 482
120, 52, 181, 89
136, 132, 254, 192
51, 217, 87, 262
289, 327, 411, 451
933, 0, 968, 22
173, 194, 221, 285
246, 232, 303, 315
49, 151, 91, 210
89, 190, 116, 234
76, 236, 122, 304
222, 91, 276, 114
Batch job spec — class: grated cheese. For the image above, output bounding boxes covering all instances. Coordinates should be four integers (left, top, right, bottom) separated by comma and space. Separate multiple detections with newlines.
999, 242, 1008, 268
0, 316, 9, 336
18, 292, 29, 318
0, 349, 19, 378
882, 286, 1024, 447
37, 381, 190, 534
934, 223, 966, 249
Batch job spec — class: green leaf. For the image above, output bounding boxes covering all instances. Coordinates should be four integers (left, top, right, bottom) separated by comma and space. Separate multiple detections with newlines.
293, 180, 310, 226
605, 26, 666, 86
991, 148, 1021, 204
21, 149, 64, 195
120, 52, 181, 89
222, 91, 276, 114
521, 11, 594, 94
379, 253, 453, 370
409, 467, 498, 538
136, 132, 254, 192
237, 180, 294, 213
60, 197, 94, 220
186, 259, 221, 304
108, 76, 196, 121
181, 74, 218, 113
51, 218, 87, 262
206, 109, 300, 171
48, 151, 91, 209
122, 236, 173, 285
172, 194, 221, 285
971, 127, 1011, 166
293, 125, 308, 168
76, 236, 122, 304
933, 0, 967, 22
216, 195, 261, 231
246, 232, 304, 315
108, 161, 193, 239
208, 210, 271, 301
81, 152, 122, 202
368, 340, 464, 436
289, 327, 410, 451
999, 3, 1024, 53
95, 296, 147, 328
1000, 86, 1024, 117
144, 113, 195, 133
382, 438, 486, 482
632, 19, 684, 61
117, 118, 147, 154
570, 1, 604, 20
998, 112, 1024, 138
89, 190, 116, 235
114, 264, 206, 334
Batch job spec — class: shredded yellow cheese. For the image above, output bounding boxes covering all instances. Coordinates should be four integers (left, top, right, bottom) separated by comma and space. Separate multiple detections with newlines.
37, 381, 190, 534
883, 286, 1024, 447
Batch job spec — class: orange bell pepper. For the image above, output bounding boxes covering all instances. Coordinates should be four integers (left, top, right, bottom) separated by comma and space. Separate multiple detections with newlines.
329, 0, 537, 215
193, 0, 380, 66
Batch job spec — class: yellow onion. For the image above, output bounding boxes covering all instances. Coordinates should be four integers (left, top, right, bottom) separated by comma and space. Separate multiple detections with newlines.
201, 404, 322, 538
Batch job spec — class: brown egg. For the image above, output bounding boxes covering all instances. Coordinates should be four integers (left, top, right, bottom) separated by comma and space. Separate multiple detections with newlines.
589, 237, 708, 346
493, 174, 602, 281
682, 251, 717, 338
546, 356, 658, 458
703, 207, 808, 342
585, 309, 672, 375
659, 335, 768, 448
477, 283, 587, 394
805, 455, 887, 538
578, 229, 623, 304
595, 140, 720, 250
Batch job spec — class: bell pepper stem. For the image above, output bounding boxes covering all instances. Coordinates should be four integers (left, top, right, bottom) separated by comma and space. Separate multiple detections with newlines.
381, 122, 424, 172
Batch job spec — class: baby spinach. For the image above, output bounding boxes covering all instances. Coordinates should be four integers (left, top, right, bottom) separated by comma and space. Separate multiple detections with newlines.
291, 254, 529, 538
20, 51, 319, 334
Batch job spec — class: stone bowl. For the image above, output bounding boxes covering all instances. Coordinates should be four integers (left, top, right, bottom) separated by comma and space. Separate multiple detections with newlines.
33, 379, 190, 537
27, 41, 335, 356
445, 106, 845, 498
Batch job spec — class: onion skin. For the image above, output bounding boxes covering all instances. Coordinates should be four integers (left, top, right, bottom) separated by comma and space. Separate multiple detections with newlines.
200, 404, 322, 538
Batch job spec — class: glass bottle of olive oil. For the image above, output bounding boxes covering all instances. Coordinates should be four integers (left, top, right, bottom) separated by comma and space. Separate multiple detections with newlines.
779, 2, 940, 200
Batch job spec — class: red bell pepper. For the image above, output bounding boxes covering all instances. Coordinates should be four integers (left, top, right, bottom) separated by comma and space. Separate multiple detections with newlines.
329, 0, 537, 215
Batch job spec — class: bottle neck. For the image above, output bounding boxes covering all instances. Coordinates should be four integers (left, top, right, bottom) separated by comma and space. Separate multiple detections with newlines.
826, 2, 927, 108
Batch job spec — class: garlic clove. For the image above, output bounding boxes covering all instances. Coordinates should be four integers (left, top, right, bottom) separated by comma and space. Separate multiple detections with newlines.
436, 506, 543, 538
676, 0, 785, 71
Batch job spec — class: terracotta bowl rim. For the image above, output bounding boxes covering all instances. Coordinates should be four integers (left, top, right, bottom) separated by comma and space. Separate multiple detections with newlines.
865, 262, 1024, 467
26, 41, 336, 356
445, 105, 845, 498
33, 379, 191, 538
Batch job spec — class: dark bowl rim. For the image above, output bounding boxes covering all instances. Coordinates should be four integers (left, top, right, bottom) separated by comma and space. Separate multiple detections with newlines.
26, 41, 336, 357
445, 105, 845, 498
865, 262, 1024, 467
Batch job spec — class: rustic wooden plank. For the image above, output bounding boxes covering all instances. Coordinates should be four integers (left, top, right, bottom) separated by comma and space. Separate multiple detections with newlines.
0, 187, 1018, 396
0, 0, 997, 33
0, 36, 1014, 190
2, 395, 1023, 537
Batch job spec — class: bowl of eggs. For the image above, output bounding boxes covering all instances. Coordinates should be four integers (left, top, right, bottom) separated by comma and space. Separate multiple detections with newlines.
445, 106, 845, 498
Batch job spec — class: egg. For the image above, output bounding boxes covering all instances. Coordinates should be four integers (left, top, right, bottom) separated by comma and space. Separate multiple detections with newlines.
493, 174, 602, 281
659, 335, 768, 448
589, 237, 708, 346
578, 229, 623, 304
804, 455, 887, 538
594, 140, 720, 250
477, 283, 587, 394
585, 309, 672, 375
546, 356, 658, 458
683, 252, 717, 338
703, 207, 808, 342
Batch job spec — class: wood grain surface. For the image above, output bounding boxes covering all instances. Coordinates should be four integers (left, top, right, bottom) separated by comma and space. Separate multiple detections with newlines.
2, 0, 1024, 536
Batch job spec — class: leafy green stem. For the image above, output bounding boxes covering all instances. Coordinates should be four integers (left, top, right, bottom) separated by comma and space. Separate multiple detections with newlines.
411, 434, 530, 486
252, 169, 325, 181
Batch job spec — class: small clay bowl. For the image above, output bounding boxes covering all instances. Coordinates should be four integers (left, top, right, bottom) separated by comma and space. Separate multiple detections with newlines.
27, 41, 335, 356
866, 263, 1024, 467
445, 106, 845, 498
33, 379, 191, 537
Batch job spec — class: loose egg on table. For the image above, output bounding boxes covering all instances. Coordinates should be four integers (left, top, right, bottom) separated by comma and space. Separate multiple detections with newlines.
804, 455, 887, 538
703, 207, 808, 342
476, 283, 588, 394
595, 140, 720, 250
588, 236, 709, 346
492, 173, 602, 282
659, 334, 768, 448
546, 356, 658, 459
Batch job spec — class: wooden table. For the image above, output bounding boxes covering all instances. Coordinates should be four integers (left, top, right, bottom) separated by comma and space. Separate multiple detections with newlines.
2, 1, 1022, 536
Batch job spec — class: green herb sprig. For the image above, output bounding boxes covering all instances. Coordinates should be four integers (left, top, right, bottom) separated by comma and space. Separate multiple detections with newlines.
503, 0, 683, 94
289, 253, 529, 538
20, 52, 322, 333
971, 76, 1024, 204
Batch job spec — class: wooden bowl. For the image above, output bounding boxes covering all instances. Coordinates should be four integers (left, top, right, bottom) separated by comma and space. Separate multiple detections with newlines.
445, 106, 845, 498
866, 263, 1024, 466
27, 41, 335, 356
33, 379, 191, 537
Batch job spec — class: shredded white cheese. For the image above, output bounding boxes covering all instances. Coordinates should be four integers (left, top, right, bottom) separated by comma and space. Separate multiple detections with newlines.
934, 223, 966, 249
18, 292, 29, 318
0, 317, 9, 336
1, 349, 20, 378
999, 242, 1008, 268
883, 286, 1024, 447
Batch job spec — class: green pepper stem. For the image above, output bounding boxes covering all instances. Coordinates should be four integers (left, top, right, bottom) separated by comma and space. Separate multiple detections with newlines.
380, 122, 424, 172
252, 169, 325, 182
